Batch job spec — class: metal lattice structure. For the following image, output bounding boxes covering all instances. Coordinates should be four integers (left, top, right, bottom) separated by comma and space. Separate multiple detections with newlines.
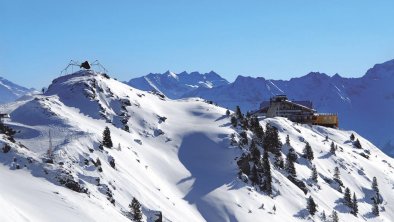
60, 60, 108, 75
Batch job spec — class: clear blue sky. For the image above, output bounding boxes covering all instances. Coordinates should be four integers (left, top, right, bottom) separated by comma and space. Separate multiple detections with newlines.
2, 0, 394, 89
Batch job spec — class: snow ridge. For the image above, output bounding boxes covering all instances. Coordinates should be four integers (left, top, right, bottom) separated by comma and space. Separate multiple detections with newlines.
0, 70, 393, 221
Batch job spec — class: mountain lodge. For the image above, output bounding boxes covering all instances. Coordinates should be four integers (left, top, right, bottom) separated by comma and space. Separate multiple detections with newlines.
0, 114, 10, 122
256, 95, 338, 128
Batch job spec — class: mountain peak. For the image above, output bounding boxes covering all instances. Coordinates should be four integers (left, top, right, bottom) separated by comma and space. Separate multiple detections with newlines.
364, 59, 394, 79
128, 70, 229, 99
0, 76, 34, 104
163, 70, 178, 79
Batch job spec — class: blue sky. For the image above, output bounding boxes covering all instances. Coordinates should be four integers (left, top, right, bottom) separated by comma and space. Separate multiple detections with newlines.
2, 0, 394, 88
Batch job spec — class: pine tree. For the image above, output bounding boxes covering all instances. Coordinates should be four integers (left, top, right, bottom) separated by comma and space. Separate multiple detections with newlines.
250, 116, 258, 130
262, 151, 272, 195
331, 210, 339, 222
240, 131, 248, 146
226, 109, 230, 116
303, 142, 314, 161
286, 134, 290, 146
246, 111, 251, 118
354, 139, 362, 149
230, 116, 238, 127
109, 157, 116, 169
102, 126, 113, 148
372, 197, 379, 216
351, 192, 358, 216
343, 187, 352, 208
333, 167, 343, 186
372, 177, 381, 204
129, 197, 142, 222
330, 141, 336, 155
287, 147, 298, 162
241, 118, 249, 130
321, 210, 326, 221
235, 105, 243, 120
250, 116, 264, 145
372, 176, 379, 193
274, 154, 284, 169
311, 164, 318, 183
307, 196, 317, 216
264, 124, 282, 156
350, 133, 355, 141
250, 140, 260, 162
250, 165, 259, 186
95, 157, 101, 166
285, 155, 297, 178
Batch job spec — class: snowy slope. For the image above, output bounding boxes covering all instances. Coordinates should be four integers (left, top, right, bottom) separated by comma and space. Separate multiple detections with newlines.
0, 70, 393, 221
183, 60, 394, 156
0, 76, 35, 104
127, 71, 229, 99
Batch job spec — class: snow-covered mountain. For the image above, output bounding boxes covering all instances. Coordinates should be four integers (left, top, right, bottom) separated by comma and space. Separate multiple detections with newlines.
1, 70, 393, 221
0, 76, 35, 104
127, 71, 229, 99
183, 60, 394, 156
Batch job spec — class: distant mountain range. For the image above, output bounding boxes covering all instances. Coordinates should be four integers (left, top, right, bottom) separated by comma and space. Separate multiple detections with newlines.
0, 77, 35, 104
127, 71, 228, 99
128, 59, 394, 155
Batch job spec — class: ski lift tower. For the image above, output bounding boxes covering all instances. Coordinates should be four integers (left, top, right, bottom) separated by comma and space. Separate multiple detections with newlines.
60, 60, 108, 76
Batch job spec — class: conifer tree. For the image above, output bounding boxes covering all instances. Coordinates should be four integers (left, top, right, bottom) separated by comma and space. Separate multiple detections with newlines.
249, 116, 264, 145
321, 210, 326, 221
129, 197, 142, 222
226, 109, 230, 116
230, 116, 238, 127
372, 177, 381, 204
285, 155, 297, 178
350, 133, 355, 141
311, 164, 318, 183
303, 142, 314, 161
262, 151, 272, 195
354, 139, 362, 149
240, 131, 248, 146
330, 142, 336, 155
235, 105, 243, 120
250, 140, 260, 163
372, 176, 379, 193
250, 165, 259, 186
307, 196, 317, 216
274, 154, 284, 169
241, 118, 249, 130
333, 167, 343, 186
351, 192, 358, 216
264, 124, 282, 156
102, 126, 113, 148
331, 210, 339, 222
343, 187, 352, 208
286, 134, 290, 146
287, 147, 298, 163
372, 197, 379, 216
